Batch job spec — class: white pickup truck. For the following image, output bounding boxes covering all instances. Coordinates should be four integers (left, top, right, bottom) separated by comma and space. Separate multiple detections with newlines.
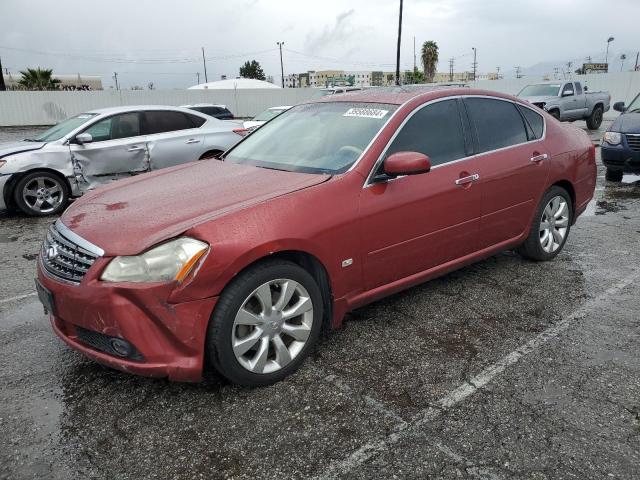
517, 81, 611, 130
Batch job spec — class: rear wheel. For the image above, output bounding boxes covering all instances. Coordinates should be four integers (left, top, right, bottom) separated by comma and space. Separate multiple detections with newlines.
586, 105, 603, 130
605, 168, 623, 182
518, 186, 572, 261
13, 171, 69, 216
206, 260, 323, 386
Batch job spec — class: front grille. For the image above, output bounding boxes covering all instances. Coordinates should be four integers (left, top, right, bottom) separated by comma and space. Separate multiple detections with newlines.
75, 326, 144, 361
41, 223, 98, 284
626, 134, 640, 152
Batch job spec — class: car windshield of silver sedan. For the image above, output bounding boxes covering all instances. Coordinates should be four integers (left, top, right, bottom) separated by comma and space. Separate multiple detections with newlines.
28, 113, 98, 142
224, 102, 398, 174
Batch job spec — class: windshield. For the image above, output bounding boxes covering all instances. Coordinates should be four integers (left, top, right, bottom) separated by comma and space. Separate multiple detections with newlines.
518, 84, 561, 97
225, 102, 398, 174
627, 93, 640, 113
30, 113, 98, 142
253, 108, 286, 122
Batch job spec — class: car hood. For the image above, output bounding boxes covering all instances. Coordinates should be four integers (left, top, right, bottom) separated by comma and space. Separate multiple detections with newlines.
0, 141, 46, 158
61, 160, 330, 255
610, 111, 640, 133
519, 95, 556, 105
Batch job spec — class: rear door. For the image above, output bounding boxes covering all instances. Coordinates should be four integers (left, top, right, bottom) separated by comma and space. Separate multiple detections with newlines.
359, 98, 482, 290
69, 112, 149, 190
463, 97, 549, 249
143, 110, 205, 169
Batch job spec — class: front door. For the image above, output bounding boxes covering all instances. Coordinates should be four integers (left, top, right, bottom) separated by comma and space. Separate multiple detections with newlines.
359, 99, 482, 291
69, 112, 148, 191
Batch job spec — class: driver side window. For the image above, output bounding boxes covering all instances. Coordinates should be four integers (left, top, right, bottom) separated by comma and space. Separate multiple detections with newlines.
385, 99, 467, 168
83, 113, 141, 142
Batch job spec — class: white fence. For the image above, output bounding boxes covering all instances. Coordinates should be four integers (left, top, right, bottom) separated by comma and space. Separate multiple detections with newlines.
0, 72, 638, 126
0, 89, 320, 126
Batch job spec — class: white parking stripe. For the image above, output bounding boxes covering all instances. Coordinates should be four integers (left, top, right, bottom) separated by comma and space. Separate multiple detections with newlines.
0, 292, 36, 305
315, 269, 640, 479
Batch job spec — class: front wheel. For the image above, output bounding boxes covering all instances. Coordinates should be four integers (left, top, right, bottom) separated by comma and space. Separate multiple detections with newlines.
206, 260, 323, 386
518, 186, 573, 261
586, 106, 604, 130
13, 171, 69, 216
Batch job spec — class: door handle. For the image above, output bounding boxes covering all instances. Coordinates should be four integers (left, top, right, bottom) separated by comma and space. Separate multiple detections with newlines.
186, 138, 201, 144
530, 153, 548, 163
455, 174, 480, 186
127, 146, 144, 152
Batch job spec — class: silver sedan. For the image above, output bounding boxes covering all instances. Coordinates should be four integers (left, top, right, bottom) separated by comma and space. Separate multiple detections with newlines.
0, 105, 245, 216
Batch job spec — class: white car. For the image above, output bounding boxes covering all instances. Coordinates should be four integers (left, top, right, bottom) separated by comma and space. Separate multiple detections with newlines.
0, 105, 245, 216
243, 106, 292, 131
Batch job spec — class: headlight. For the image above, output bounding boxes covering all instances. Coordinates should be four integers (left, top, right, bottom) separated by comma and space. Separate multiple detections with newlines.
603, 132, 622, 145
101, 237, 209, 283
0, 160, 6, 170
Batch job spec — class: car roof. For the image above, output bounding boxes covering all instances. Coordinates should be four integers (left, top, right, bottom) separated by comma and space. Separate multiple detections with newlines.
180, 103, 228, 108
85, 105, 207, 115
308, 85, 519, 106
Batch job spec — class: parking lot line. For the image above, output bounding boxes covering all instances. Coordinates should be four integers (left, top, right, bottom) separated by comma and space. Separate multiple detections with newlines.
0, 292, 36, 305
315, 268, 640, 479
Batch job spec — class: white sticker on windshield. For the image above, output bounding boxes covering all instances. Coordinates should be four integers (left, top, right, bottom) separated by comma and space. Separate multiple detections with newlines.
343, 108, 389, 119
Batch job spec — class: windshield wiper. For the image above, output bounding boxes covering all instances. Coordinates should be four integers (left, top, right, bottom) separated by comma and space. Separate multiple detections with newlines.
23, 138, 40, 142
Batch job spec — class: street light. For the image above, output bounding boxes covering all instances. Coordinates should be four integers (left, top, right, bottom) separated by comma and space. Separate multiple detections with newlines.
605, 37, 615, 67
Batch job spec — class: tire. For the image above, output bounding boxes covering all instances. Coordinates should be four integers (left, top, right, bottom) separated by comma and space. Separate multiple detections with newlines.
549, 110, 561, 121
206, 259, 323, 386
199, 150, 223, 160
586, 105, 603, 130
518, 186, 573, 261
605, 168, 623, 182
13, 171, 69, 216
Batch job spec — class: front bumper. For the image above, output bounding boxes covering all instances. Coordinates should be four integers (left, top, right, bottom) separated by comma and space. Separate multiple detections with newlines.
601, 143, 640, 173
37, 258, 218, 382
0, 174, 12, 211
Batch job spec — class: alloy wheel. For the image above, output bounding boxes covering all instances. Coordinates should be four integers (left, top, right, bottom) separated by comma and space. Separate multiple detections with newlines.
232, 278, 314, 374
22, 176, 64, 214
539, 195, 569, 253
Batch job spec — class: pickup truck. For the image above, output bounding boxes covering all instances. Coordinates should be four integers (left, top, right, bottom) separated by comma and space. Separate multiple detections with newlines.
517, 81, 610, 130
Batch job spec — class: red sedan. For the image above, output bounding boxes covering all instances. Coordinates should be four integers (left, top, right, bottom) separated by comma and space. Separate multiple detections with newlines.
36, 87, 596, 386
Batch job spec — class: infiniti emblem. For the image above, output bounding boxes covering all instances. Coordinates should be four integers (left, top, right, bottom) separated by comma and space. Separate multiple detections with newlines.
47, 245, 59, 261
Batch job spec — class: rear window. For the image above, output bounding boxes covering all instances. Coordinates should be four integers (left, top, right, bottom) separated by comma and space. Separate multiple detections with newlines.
187, 114, 206, 128
144, 111, 194, 134
465, 98, 529, 152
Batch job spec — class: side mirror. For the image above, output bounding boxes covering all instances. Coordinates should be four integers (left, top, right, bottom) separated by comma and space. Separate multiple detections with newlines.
561, 89, 574, 97
613, 101, 626, 113
383, 151, 431, 177
75, 133, 93, 145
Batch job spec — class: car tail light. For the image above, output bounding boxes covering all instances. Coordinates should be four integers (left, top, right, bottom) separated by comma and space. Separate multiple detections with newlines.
233, 128, 249, 137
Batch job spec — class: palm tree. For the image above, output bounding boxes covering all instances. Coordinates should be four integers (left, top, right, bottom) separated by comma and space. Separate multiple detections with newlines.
421, 41, 439, 83
17, 68, 61, 90
620, 54, 627, 72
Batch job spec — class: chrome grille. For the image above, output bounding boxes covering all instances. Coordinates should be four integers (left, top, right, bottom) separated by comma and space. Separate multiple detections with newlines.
626, 134, 640, 152
41, 222, 99, 284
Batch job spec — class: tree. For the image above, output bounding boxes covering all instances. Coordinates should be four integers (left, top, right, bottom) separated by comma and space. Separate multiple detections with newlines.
17, 68, 61, 90
421, 41, 439, 83
406, 66, 424, 84
239, 60, 266, 80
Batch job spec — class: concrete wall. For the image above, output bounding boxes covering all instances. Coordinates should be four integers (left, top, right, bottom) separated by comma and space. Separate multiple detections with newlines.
0, 72, 638, 126
0, 88, 320, 126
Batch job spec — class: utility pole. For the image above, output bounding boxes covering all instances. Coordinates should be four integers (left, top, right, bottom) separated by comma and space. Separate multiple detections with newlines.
472, 47, 477, 82
196, 72, 200, 84
515, 66, 522, 79
277, 41, 285, 88
635, 52, 639, 71
496, 66, 500, 79
395, 0, 403, 86
413, 36, 416, 72
0, 57, 6, 91
449, 58, 454, 82
201, 47, 208, 83
113, 72, 119, 90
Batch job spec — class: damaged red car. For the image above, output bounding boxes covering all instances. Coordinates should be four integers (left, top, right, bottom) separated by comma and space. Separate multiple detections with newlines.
37, 87, 596, 386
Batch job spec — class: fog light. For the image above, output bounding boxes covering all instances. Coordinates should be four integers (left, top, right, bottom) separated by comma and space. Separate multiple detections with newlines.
110, 338, 132, 357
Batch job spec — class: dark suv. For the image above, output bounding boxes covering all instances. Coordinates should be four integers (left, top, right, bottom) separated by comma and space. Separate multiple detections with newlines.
182, 104, 235, 120
601, 92, 640, 181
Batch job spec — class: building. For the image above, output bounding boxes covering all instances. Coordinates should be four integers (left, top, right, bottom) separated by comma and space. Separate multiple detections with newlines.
345, 71, 372, 87
2, 73, 103, 90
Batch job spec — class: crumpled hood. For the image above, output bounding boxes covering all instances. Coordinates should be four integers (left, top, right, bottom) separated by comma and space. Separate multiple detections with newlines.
610, 111, 640, 134
0, 141, 46, 158
61, 160, 329, 255
519, 95, 556, 106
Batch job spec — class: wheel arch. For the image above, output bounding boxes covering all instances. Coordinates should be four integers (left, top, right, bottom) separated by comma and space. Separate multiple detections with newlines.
550, 179, 576, 222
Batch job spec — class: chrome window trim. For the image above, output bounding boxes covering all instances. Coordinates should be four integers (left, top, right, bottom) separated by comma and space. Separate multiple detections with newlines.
55, 219, 105, 257
363, 94, 547, 188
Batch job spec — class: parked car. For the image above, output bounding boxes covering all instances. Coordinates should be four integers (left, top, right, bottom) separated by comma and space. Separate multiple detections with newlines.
36, 87, 596, 386
517, 81, 610, 130
181, 103, 235, 120
601, 92, 640, 181
0, 106, 245, 216
243, 106, 292, 131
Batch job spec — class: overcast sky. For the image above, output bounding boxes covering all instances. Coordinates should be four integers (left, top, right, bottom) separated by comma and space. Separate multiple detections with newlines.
1, 0, 638, 89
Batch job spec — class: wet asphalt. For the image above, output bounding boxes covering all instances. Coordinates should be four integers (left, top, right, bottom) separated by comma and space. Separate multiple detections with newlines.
0, 123, 639, 479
